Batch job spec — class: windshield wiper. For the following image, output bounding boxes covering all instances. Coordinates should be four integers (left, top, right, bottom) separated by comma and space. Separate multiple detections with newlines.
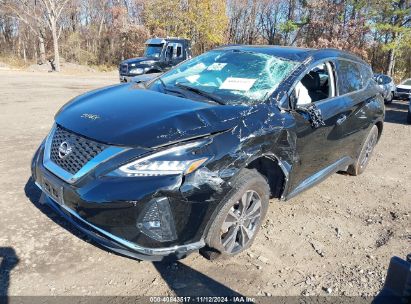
175, 83, 225, 105
157, 78, 186, 97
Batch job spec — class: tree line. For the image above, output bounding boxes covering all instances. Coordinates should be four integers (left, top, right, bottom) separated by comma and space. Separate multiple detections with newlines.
0, 0, 410, 79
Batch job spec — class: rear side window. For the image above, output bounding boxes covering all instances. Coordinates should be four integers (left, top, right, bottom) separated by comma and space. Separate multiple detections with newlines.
176, 46, 182, 58
358, 63, 374, 86
336, 60, 363, 95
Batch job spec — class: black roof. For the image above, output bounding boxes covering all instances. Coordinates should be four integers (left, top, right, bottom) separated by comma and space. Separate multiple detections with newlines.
214, 45, 366, 65
145, 38, 190, 45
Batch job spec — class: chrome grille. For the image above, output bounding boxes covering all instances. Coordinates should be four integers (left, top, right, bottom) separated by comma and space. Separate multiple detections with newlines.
120, 63, 128, 74
49, 125, 107, 174
397, 88, 410, 93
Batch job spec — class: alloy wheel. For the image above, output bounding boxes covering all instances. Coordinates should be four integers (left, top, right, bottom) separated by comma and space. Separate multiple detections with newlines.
360, 131, 377, 169
220, 190, 262, 254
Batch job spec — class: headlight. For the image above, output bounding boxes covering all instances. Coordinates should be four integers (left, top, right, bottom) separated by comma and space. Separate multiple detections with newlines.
111, 141, 209, 177
129, 68, 144, 75
140, 60, 156, 65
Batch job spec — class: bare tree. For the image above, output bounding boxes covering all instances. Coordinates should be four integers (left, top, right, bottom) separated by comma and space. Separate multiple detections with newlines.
0, 0, 48, 64
39, 0, 71, 71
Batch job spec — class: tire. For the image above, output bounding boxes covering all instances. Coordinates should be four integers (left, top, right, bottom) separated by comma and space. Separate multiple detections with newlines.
348, 125, 379, 176
407, 110, 411, 124
384, 92, 393, 104
202, 169, 270, 260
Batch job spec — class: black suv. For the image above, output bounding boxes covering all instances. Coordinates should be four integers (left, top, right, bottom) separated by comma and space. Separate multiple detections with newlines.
119, 38, 191, 83
32, 46, 384, 261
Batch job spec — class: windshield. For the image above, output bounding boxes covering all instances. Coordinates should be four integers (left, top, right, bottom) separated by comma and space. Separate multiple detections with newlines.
402, 79, 411, 85
150, 50, 298, 105
144, 44, 163, 58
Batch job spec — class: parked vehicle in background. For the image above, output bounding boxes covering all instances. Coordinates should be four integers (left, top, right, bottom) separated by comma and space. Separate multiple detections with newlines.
130, 73, 162, 84
394, 79, 411, 100
32, 46, 384, 261
374, 74, 395, 104
119, 38, 191, 83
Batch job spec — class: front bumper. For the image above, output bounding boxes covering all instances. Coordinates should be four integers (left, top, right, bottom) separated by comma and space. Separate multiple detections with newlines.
35, 183, 203, 261
31, 144, 229, 260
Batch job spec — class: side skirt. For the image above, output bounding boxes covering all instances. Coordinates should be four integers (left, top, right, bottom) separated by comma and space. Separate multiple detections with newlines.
285, 156, 353, 200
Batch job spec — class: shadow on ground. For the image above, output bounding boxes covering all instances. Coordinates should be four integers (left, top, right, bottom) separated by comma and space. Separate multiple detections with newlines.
0, 247, 19, 302
384, 100, 409, 125
153, 261, 244, 297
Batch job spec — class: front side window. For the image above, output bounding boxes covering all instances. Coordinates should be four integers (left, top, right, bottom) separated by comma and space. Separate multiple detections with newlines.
336, 60, 363, 95
144, 45, 163, 58
165, 45, 174, 61
402, 79, 411, 85
150, 50, 299, 105
294, 62, 335, 106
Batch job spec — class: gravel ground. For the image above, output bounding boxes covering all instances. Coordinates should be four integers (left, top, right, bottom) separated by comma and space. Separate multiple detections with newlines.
0, 70, 409, 299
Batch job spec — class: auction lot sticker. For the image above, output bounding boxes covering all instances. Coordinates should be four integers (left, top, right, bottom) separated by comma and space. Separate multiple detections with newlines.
220, 77, 256, 91
207, 62, 227, 71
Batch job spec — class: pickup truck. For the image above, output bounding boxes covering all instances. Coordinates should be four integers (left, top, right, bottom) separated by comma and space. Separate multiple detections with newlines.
119, 38, 191, 83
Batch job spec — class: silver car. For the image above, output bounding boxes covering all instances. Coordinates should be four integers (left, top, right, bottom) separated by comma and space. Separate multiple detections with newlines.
374, 74, 396, 104
395, 78, 411, 101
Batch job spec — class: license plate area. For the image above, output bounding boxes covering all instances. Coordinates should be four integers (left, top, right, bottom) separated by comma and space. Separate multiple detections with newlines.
42, 176, 64, 205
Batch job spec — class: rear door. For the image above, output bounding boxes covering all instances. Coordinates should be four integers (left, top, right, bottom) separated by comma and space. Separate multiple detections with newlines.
334, 60, 381, 160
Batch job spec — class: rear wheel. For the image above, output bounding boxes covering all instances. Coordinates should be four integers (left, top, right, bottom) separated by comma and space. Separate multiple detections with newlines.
202, 169, 269, 260
407, 109, 411, 124
348, 125, 379, 176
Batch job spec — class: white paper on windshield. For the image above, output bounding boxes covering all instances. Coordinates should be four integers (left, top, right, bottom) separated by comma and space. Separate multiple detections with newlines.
219, 77, 256, 91
189, 63, 206, 72
186, 75, 200, 83
207, 63, 227, 71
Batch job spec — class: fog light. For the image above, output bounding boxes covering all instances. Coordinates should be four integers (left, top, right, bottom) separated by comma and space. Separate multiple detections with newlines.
137, 197, 177, 242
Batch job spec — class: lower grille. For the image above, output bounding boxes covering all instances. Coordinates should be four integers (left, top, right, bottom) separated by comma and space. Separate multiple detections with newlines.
50, 125, 107, 174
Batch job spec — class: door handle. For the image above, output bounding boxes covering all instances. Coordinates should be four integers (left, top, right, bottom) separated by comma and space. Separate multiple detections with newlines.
336, 114, 347, 125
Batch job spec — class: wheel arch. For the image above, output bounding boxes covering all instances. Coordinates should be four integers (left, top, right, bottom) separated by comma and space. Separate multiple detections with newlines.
375, 119, 383, 141
245, 154, 289, 199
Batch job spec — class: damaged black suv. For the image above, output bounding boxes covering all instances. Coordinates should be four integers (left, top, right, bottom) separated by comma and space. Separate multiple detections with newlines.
32, 46, 384, 261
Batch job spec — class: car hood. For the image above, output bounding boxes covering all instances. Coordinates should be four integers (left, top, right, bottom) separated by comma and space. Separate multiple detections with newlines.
121, 57, 158, 65
55, 84, 248, 147
397, 84, 411, 90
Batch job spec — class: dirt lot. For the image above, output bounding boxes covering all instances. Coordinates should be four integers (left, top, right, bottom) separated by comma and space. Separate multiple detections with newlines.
0, 69, 409, 299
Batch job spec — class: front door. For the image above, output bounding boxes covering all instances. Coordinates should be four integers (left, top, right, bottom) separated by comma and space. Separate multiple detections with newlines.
286, 61, 352, 197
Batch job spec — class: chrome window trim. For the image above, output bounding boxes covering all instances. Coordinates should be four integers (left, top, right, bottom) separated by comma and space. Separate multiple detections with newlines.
43, 124, 128, 184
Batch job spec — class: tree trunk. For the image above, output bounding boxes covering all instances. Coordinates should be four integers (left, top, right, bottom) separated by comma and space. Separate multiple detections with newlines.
22, 40, 27, 63
38, 35, 46, 64
51, 18, 61, 72
34, 40, 38, 63
387, 48, 395, 76
387, 33, 400, 76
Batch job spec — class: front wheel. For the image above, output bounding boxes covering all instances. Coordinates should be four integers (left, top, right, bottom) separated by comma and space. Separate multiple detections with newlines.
202, 169, 270, 259
348, 125, 379, 176
407, 109, 411, 124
